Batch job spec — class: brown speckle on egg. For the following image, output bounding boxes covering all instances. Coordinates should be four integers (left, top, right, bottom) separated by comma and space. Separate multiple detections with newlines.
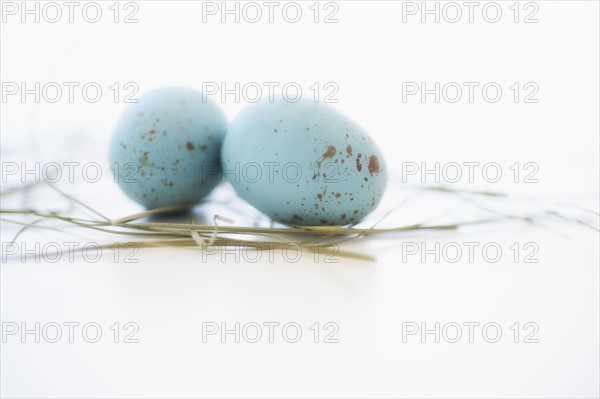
368, 155, 380, 174
324, 145, 336, 158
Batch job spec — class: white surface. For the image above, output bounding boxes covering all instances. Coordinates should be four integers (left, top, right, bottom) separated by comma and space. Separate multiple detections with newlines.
1, 1, 599, 398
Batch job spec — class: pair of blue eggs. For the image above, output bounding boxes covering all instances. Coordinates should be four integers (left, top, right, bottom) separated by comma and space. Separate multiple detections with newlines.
109, 87, 387, 226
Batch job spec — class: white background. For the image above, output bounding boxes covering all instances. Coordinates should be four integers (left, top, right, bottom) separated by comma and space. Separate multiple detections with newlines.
1, 1, 599, 398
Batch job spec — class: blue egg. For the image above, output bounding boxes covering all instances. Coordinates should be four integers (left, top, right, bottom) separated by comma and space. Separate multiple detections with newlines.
221, 98, 387, 226
109, 87, 227, 209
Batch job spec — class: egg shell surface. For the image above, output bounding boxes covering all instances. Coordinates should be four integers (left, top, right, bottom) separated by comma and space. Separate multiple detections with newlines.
109, 87, 227, 209
221, 98, 387, 226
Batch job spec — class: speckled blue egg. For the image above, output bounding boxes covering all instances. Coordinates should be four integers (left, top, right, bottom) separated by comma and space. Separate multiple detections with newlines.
109, 87, 227, 209
221, 98, 387, 226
